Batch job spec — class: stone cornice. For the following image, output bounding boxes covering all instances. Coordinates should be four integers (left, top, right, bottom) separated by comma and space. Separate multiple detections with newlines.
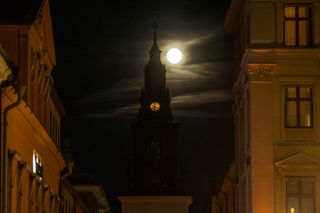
247, 64, 276, 81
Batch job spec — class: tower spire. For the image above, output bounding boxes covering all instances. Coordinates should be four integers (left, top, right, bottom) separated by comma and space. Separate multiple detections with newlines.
130, 27, 181, 195
153, 22, 158, 45
149, 22, 160, 62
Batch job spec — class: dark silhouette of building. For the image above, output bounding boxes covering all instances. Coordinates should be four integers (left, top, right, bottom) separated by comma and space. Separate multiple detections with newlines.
130, 26, 181, 195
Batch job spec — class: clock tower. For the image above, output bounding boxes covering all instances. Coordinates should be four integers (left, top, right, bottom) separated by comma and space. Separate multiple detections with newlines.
130, 26, 181, 195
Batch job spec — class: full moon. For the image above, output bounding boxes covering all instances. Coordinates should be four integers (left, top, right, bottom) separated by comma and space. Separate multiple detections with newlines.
166, 48, 182, 64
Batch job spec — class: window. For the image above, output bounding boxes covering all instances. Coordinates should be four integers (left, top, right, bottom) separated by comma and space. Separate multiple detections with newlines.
148, 138, 161, 162
286, 177, 315, 213
284, 5, 312, 47
285, 85, 313, 128
32, 151, 43, 178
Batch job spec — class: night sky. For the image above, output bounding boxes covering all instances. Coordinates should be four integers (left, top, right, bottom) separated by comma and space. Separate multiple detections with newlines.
50, 0, 235, 210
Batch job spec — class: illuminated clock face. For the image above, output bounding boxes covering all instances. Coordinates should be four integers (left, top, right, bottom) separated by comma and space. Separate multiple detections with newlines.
150, 102, 160, 112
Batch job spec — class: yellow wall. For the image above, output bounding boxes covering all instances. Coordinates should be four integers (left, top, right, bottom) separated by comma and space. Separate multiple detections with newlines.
0, 0, 65, 212
4, 90, 64, 193
249, 80, 274, 213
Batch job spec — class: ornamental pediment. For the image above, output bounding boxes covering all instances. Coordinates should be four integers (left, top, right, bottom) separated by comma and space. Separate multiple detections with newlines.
275, 152, 320, 168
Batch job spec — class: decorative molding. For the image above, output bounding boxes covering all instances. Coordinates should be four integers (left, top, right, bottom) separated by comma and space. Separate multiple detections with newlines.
231, 70, 248, 113
34, 15, 44, 38
285, 130, 313, 141
247, 64, 276, 81
232, 70, 247, 96
275, 152, 320, 169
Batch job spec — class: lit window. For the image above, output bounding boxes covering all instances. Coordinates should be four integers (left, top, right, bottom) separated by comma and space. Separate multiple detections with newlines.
285, 85, 313, 128
284, 5, 312, 47
286, 177, 315, 213
32, 150, 43, 178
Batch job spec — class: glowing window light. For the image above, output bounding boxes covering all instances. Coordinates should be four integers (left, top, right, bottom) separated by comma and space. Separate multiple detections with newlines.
32, 150, 43, 179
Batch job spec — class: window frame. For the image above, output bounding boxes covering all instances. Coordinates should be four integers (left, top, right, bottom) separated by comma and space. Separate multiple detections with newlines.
285, 176, 316, 213
283, 4, 313, 47
284, 85, 313, 128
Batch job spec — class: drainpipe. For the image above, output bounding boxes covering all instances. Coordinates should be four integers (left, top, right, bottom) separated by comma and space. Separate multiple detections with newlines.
59, 161, 74, 213
1, 85, 25, 213
0, 44, 19, 213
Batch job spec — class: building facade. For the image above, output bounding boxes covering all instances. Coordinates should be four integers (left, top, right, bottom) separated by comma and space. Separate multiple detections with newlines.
0, 0, 66, 212
59, 137, 112, 213
66, 172, 112, 213
212, 164, 237, 213
60, 175, 112, 213
224, 0, 320, 212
